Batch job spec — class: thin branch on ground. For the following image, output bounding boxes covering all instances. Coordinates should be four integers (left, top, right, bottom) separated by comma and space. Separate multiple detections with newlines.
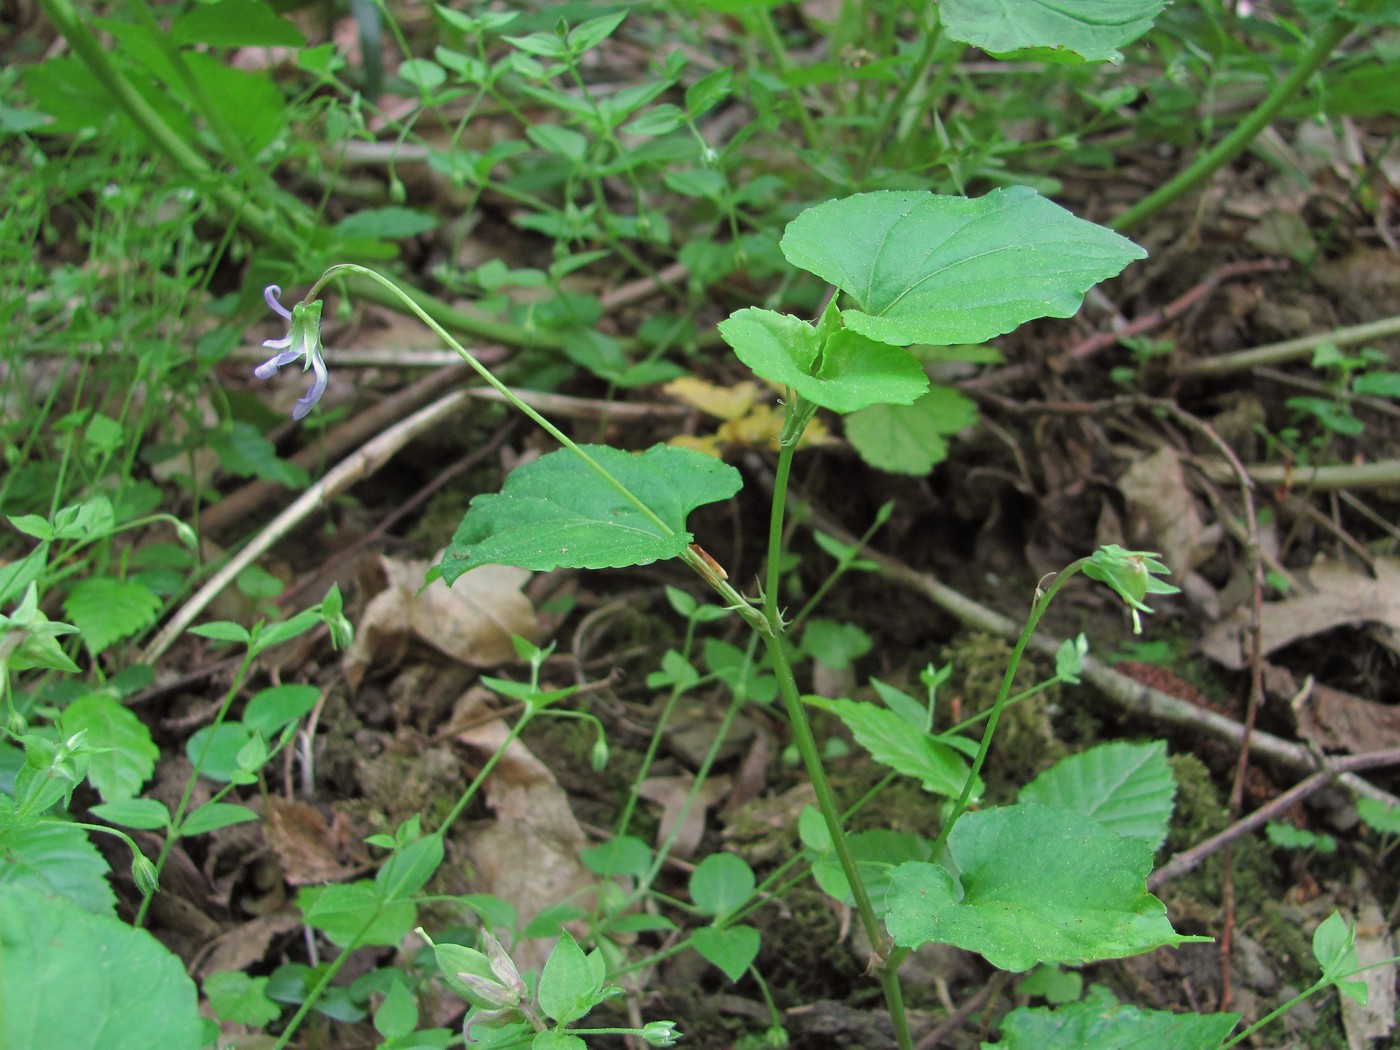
143, 386, 481, 663
1150, 748, 1400, 890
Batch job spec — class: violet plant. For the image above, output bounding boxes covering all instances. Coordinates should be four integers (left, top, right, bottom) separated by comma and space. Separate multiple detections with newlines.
251, 186, 1232, 1049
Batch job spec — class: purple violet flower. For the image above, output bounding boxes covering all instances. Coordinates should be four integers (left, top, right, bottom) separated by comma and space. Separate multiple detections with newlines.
255, 285, 327, 421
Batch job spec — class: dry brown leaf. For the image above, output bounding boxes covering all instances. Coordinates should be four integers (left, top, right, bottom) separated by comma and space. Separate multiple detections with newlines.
344, 555, 536, 689
194, 910, 301, 978
454, 689, 593, 973
1117, 446, 1221, 578
1293, 677, 1400, 750
1203, 557, 1400, 669
638, 774, 733, 859
264, 798, 366, 886
1341, 891, 1397, 1049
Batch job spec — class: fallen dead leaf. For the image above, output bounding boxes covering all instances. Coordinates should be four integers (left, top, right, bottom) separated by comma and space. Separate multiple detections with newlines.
263, 797, 366, 886
1341, 888, 1397, 1049
344, 555, 536, 689
1117, 446, 1222, 614
638, 774, 733, 859
453, 688, 593, 973
1265, 663, 1400, 755
193, 909, 302, 978
1203, 557, 1400, 670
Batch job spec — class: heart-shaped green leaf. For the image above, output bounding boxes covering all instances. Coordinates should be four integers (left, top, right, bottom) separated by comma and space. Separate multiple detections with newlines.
844, 387, 979, 474
987, 986, 1241, 1049
939, 0, 1167, 64
886, 803, 1205, 970
781, 187, 1146, 347
692, 925, 760, 982
438, 444, 742, 582
718, 308, 928, 412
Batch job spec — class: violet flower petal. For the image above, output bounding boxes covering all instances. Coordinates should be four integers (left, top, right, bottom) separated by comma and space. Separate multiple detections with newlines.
291, 352, 329, 420
264, 284, 293, 321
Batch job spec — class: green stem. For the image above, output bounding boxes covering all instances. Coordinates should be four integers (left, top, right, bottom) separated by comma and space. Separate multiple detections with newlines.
858, 28, 956, 178
752, 5, 822, 152
311, 265, 765, 631
136, 647, 256, 926
437, 702, 536, 839
788, 503, 888, 631
271, 909, 384, 1050
1111, 17, 1353, 233
615, 619, 700, 837
930, 560, 1087, 860
759, 443, 912, 1050
632, 679, 750, 902
127, 0, 254, 174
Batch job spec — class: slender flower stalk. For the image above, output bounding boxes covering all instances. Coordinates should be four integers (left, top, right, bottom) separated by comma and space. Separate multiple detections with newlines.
255, 285, 327, 420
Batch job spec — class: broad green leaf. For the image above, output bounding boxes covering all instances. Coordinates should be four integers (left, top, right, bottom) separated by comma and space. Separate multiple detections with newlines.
186, 723, 255, 783
802, 618, 872, 670
180, 803, 259, 836
90, 797, 171, 831
63, 577, 163, 658
692, 925, 760, 982
203, 970, 283, 1027
807, 696, 976, 798
1356, 797, 1400, 835
580, 835, 653, 878
243, 684, 321, 738
527, 123, 589, 161
299, 881, 417, 947
438, 445, 742, 582
565, 11, 628, 54
845, 387, 978, 474
1265, 822, 1336, 853
61, 693, 159, 802
51, 496, 116, 542
717, 308, 928, 412
1018, 741, 1176, 851
1312, 912, 1366, 1004
0, 887, 203, 1050
187, 621, 251, 644
537, 932, 598, 1026
886, 803, 1204, 970
939, 0, 1166, 64
534, 1032, 587, 1050
183, 53, 287, 156
208, 423, 308, 488
869, 678, 929, 731
983, 985, 1240, 1049
0, 545, 47, 605
399, 58, 447, 94
373, 979, 418, 1039
335, 207, 438, 240
172, 0, 306, 47
375, 833, 444, 900
811, 829, 932, 913
689, 853, 755, 917
0, 823, 116, 916
686, 67, 732, 115
781, 188, 1146, 347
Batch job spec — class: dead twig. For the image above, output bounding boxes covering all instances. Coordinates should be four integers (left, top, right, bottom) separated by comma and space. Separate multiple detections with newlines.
1150, 747, 1400, 890
143, 386, 480, 663
1184, 312, 1400, 379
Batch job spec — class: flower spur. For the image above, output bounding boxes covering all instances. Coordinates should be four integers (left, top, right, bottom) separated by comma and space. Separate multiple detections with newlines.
255, 285, 327, 420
